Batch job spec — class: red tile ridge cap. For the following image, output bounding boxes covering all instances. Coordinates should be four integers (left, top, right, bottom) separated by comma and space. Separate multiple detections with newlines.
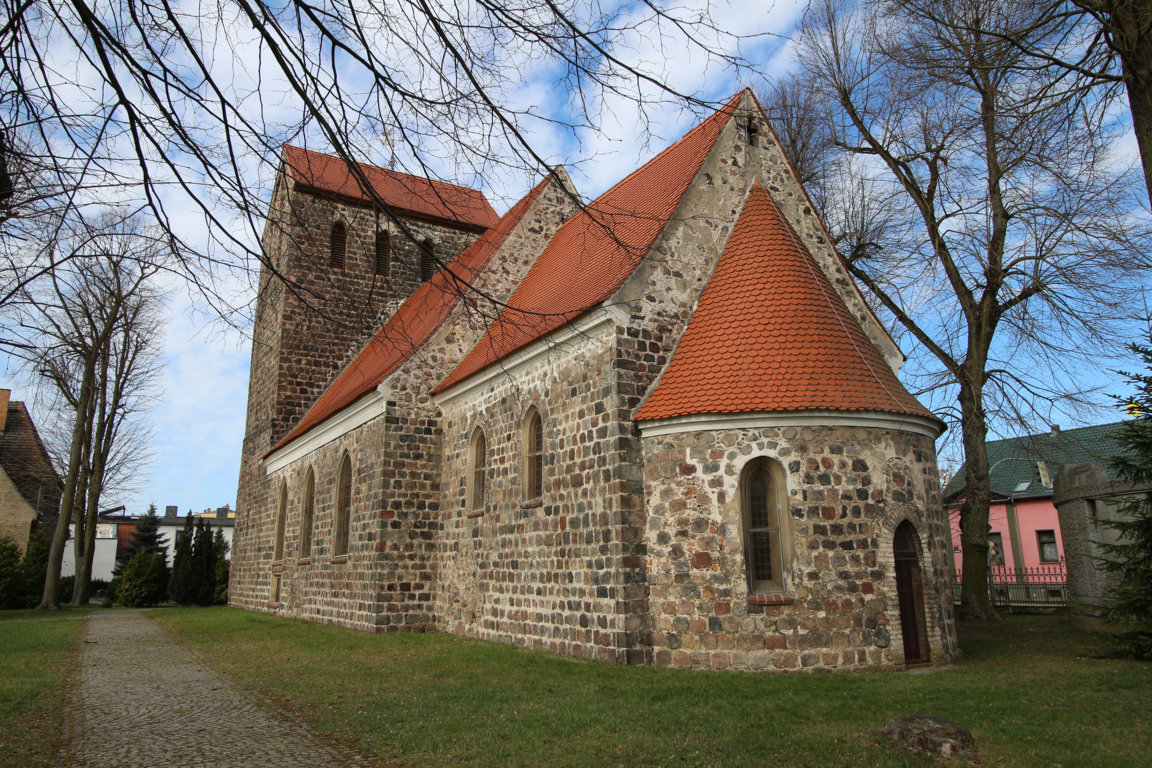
265, 175, 554, 458
432, 92, 747, 395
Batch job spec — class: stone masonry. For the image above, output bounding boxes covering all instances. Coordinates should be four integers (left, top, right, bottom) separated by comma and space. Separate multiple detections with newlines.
232, 92, 958, 671
232, 163, 487, 612
642, 426, 952, 671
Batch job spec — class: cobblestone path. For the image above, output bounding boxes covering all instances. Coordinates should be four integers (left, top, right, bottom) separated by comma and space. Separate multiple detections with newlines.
58, 610, 377, 768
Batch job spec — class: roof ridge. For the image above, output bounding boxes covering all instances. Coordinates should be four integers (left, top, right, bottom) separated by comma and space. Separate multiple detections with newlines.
281, 146, 498, 229
283, 144, 483, 192
988, 421, 1125, 446
433, 92, 746, 394
569, 91, 744, 211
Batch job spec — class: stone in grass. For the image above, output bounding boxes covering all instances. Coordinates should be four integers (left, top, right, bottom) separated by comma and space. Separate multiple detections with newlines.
884, 715, 974, 761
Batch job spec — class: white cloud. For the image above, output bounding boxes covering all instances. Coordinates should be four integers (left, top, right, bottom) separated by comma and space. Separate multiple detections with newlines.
3, 0, 807, 523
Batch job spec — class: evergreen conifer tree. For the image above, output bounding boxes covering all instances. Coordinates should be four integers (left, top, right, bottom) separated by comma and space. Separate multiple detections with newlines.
192, 518, 217, 606
212, 528, 230, 605
118, 550, 169, 607
1101, 337, 1152, 659
114, 504, 169, 577
168, 513, 195, 604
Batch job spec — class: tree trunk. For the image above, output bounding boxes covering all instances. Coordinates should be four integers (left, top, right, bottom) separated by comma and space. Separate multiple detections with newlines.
957, 374, 997, 620
38, 373, 95, 609
1117, 4, 1152, 207
68, 462, 90, 603
73, 426, 110, 606
72, 358, 112, 606
73, 477, 101, 605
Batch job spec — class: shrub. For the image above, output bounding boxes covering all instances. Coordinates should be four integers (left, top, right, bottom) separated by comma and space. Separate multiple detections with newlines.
57, 575, 75, 604
0, 536, 21, 609
117, 550, 169, 607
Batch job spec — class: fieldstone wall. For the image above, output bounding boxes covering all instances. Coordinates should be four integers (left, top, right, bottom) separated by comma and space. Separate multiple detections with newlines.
232, 176, 296, 610
435, 319, 649, 663
232, 172, 485, 613
266, 422, 392, 630
235, 176, 576, 625
1054, 464, 1150, 629
641, 425, 955, 671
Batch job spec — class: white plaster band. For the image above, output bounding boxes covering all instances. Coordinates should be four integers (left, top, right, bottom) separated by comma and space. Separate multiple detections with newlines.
264, 390, 385, 474
637, 410, 943, 439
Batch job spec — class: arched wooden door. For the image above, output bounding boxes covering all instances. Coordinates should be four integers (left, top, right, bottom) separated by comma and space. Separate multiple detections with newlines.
894, 521, 930, 664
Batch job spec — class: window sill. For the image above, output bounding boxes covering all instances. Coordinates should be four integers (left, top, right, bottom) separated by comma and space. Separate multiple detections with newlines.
331, 555, 349, 564
520, 499, 543, 509
296, 557, 312, 566
466, 509, 485, 518
748, 593, 793, 606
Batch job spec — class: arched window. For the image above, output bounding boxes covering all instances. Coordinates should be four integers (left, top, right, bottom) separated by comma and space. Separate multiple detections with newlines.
420, 238, 436, 281
742, 458, 788, 593
469, 428, 487, 512
523, 408, 543, 501
330, 221, 347, 269
334, 453, 352, 557
299, 467, 315, 559
375, 230, 391, 277
273, 480, 287, 561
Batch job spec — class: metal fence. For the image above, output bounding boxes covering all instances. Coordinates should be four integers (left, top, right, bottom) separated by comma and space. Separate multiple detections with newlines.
953, 560, 1068, 609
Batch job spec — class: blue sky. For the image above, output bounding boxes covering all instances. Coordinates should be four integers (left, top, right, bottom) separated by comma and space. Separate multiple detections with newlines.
1, 0, 1144, 516
0, 1, 799, 516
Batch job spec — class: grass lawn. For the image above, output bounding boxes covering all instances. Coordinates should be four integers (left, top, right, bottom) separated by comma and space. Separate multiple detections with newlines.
152, 609, 1152, 767
0, 605, 99, 768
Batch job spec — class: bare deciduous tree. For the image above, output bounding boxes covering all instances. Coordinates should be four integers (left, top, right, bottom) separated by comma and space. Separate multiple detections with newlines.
771, 0, 1152, 619
4, 223, 164, 608
0, 0, 760, 323
979, 1, 1152, 206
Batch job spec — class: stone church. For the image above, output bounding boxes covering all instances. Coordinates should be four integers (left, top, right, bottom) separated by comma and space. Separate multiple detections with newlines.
232, 91, 958, 671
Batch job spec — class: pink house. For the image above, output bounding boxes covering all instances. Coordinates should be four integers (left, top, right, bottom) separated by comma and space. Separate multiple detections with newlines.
943, 422, 1123, 577
948, 496, 1064, 574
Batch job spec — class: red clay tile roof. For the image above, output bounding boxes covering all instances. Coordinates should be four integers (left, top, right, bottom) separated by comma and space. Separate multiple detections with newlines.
269, 176, 553, 454
433, 92, 744, 394
633, 182, 938, 424
282, 146, 498, 229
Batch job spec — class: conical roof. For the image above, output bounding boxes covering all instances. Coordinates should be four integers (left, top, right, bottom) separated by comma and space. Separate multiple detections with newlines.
634, 182, 938, 424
